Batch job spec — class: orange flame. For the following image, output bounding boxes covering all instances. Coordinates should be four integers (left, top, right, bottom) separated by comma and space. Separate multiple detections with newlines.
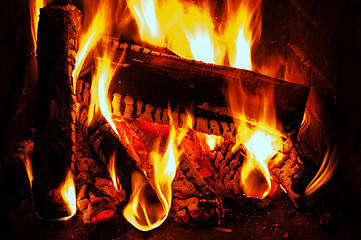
123, 111, 182, 231
304, 146, 338, 207
127, 0, 261, 68
59, 170, 77, 220
73, 2, 111, 93
29, 0, 46, 50
227, 80, 282, 199
108, 151, 119, 191
21, 142, 34, 188
88, 50, 120, 135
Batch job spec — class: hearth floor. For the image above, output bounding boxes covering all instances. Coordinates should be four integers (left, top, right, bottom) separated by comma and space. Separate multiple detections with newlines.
2, 192, 358, 240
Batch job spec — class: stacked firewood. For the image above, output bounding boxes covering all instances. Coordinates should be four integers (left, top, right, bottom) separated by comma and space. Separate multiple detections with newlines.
28, 2, 316, 227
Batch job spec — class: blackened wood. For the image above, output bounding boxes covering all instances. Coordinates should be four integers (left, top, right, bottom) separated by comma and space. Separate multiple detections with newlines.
32, 4, 82, 220
76, 105, 159, 208
119, 119, 223, 223
106, 41, 309, 136
76, 78, 237, 141
75, 130, 125, 224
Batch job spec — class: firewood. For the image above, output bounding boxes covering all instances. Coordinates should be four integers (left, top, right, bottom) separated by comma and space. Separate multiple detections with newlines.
31, 4, 82, 220
76, 105, 161, 213
119, 119, 224, 223
74, 130, 125, 224
76, 40, 309, 140
108, 40, 308, 135
269, 142, 317, 208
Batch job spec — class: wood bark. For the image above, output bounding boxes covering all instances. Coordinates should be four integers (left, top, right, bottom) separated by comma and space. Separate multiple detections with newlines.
31, 4, 82, 220
106, 41, 308, 137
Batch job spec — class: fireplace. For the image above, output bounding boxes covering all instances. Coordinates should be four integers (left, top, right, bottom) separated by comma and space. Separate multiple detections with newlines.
1, 0, 361, 239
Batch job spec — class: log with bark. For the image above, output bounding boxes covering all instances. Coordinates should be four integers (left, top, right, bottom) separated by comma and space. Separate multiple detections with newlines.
75, 41, 310, 209
31, 3, 82, 220
108, 40, 307, 135
77, 40, 309, 142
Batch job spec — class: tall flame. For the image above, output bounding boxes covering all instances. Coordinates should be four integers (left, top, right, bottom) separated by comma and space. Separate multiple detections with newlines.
88, 51, 119, 135
108, 151, 119, 191
73, 2, 111, 92
304, 146, 338, 207
59, 170, 77, 220
29, 0, 46, 50
127, 0, 261, 68
227, 80, 282, 199
123, 112, 182, 231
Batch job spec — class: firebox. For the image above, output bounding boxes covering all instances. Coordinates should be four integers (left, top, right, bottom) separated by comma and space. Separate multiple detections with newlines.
1, 0, 361, 239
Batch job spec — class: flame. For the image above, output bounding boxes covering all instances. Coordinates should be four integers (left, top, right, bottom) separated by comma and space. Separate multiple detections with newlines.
127, 0, 261, 68
227, 79, 282, 199
224, 0, 261, 70
304, 146, 338, 207
21, 144, 33, 188
123, 111, 182, 231
59, 170, 77, 220
88, 50, 120, 135
108, 151, 119, 191
73, 2, 111, 93
29, 0, 46, 50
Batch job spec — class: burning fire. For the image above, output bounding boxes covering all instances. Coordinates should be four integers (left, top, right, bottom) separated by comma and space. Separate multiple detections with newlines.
88, 50, 120, 134
127, 0, 261, 68
29, 0, 46, 50
59, 170, 77, 220
71, 0, 284, 230
123, 119, 181, 231
227, 80, 282, 199
72, 2, 112, 92
108, 151, 119, 191
304, 146, 338, 207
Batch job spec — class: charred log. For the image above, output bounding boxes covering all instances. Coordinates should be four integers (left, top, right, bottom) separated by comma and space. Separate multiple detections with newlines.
32, 4, 82, 220
76, 41, 309, 140
74, 130, 125, 224
76, 105, 161, 212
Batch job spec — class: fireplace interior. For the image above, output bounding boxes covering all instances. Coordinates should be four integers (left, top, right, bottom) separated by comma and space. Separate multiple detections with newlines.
1, 0, 361, 239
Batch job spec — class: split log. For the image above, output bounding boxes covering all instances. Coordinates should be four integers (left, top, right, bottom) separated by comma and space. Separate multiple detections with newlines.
269, 142, 317, 208
97, 40, 308, 138
74, 130, 125, 224
31, 4, 82, 220
76, 105, 163, 216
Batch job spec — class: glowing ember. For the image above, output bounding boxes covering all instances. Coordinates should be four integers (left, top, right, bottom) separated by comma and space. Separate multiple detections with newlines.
59, 170, 77, 220
205, 134, 222, 151
123, 113, 182, 231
